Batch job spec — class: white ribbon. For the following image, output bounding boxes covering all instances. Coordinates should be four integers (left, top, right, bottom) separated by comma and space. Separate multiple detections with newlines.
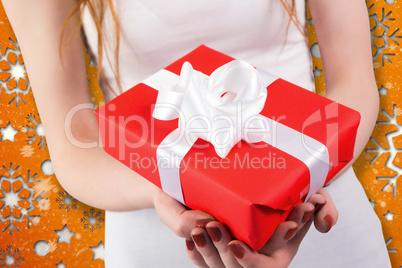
143, 60, 330, 205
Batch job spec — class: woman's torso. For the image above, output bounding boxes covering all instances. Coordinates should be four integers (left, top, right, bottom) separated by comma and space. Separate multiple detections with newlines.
82, 0, 313, 103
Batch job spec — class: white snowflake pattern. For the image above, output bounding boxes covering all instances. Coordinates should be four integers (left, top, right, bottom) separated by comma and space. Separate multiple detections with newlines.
0, 245, 24, 268
365, 104, 402, 197
90, 241, 104, 261
80, 208, 104, 232
21, 113, 47, 150
385, 237, 398, 253
368, 4, 402, 66
0, 163, 47, 234
0, 38, 31, 107
56, 191, 78, 212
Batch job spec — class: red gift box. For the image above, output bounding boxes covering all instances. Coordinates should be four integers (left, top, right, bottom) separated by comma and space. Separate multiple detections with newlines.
95, 45, 360, 250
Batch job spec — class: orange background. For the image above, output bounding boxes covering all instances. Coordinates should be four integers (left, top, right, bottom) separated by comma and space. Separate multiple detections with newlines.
0, 1, 401, 267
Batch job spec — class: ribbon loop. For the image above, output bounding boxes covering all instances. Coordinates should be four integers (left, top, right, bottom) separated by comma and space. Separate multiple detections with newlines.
153, 60, 268, 158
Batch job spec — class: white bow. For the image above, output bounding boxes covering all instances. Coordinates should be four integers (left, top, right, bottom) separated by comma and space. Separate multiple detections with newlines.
153, 60, 269, 158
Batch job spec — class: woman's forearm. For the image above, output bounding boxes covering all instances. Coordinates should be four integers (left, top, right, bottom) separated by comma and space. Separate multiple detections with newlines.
52, 142, 158, 211
308, 0, 378, 178
325, 81, 379, 161
3, 0, 158, 211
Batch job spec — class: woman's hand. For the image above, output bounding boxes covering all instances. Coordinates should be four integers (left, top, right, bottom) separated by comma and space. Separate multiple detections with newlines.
152, 186, 215, 240
185, 189, 338, 268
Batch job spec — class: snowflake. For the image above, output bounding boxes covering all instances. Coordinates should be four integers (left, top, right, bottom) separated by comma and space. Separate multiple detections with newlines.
56, 191, 78, 212
0, 245, 24, 268
0, 163, 47, 234
20, 114, 47, 150
0, 38, 31, 107
81, 208, 104, 232
386, 237, 398, 253
368, 4, 402, 66
365, 104, 402, 197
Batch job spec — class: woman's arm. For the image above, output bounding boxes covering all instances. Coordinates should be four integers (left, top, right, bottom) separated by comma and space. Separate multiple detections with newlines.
186, 1, 377, 267
2, 0, 158, 210
308, 0, 378, 172
3, 0, 215, 244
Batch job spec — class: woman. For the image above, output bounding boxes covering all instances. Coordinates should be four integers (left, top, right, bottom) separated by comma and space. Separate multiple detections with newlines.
3, 0, 391, 267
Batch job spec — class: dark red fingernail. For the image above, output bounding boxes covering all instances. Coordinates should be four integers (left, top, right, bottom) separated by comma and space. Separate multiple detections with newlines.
284, 226, 298, 240
192, 233, 206, 248
185, 239, 195, 251
228, 243, 245, 259
206, 226, 222, 242
302, 208, 315, 223
324, 214, 333, 232
195, 219, 213, 228
315, 201, 327, 213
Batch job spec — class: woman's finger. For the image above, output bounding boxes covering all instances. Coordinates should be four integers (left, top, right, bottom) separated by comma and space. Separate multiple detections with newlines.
286, 202, 315, 227
306, 191, 327, 209
205, 221, 243, 268
229, 220, 314, 268
259, 202, 313, 255
185, 239, 209, 268
259, 220, 298, 254
191, 228, 225, 268
230, 219, 315, 268
228, 240, 285, 268
312, 189, 338, 233
153, 189, 214, 239
285, 217, 314, 254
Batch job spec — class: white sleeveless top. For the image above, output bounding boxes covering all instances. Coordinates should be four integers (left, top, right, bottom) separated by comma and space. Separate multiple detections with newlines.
82, 1, 391, 267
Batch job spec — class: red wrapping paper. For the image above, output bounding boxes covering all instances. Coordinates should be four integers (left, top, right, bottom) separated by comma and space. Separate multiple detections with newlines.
95, 45, 360, 250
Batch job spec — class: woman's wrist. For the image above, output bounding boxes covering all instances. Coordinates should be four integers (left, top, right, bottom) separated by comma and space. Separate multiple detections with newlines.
149, 182, 164, 209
